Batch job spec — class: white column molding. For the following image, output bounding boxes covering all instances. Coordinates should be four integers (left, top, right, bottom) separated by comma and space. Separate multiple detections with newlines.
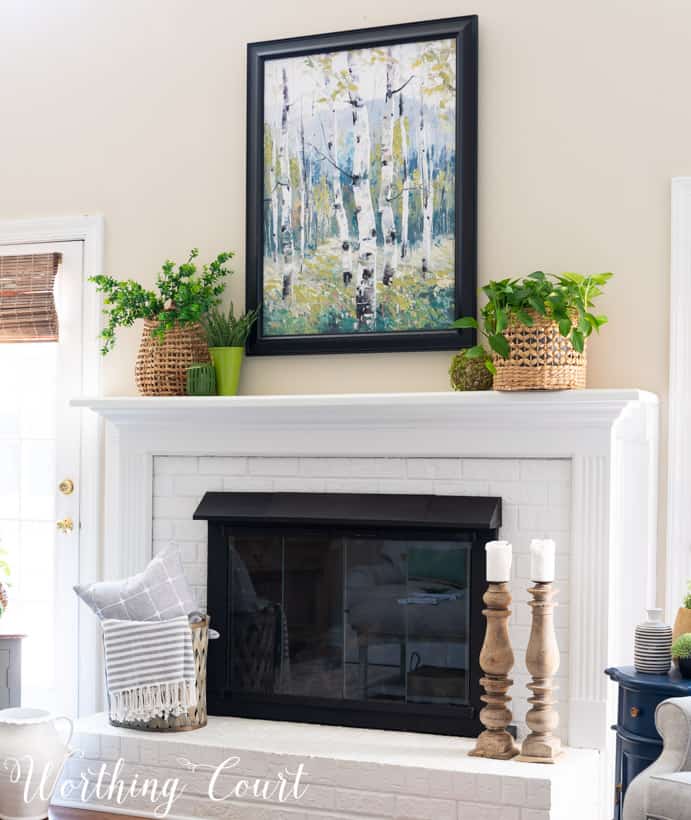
667, 178, 691, 616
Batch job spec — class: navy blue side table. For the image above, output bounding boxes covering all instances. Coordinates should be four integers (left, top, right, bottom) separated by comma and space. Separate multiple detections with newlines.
606, 665, 691, 820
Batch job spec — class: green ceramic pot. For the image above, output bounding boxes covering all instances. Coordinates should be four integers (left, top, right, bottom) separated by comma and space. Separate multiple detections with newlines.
209, 346, 244, 396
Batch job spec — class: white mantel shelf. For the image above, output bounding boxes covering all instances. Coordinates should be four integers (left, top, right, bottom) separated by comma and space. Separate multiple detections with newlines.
72, 389, 658, 459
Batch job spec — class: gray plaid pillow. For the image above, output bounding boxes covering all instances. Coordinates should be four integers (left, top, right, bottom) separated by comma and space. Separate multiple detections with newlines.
74, 544, 199, 621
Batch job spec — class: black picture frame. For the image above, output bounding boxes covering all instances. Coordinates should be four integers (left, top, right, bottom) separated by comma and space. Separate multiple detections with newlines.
246, 16, 478, 356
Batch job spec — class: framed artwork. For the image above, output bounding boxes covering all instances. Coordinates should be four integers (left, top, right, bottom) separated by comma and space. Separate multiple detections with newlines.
246, 16, 478, 355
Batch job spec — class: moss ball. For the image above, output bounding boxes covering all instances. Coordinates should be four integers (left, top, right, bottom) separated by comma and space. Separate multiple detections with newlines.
449, 350, 493, 392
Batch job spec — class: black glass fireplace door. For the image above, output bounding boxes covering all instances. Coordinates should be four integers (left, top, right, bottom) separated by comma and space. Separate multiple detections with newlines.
206, 535, 489, 735
226, 532, 471, 705
198, 491, 500, 736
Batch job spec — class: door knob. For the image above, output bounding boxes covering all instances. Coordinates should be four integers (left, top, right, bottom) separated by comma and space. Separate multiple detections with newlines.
58, 479, 74, 495
56, 518, 74, 534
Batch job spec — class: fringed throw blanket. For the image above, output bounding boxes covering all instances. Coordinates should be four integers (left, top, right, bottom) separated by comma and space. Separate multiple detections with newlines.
103, 616, 197, 723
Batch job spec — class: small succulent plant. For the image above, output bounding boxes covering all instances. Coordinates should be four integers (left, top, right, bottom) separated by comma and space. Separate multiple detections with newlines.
672, 633, 691, 660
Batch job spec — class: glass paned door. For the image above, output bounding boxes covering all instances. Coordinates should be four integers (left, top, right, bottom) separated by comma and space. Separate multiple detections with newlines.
0, 241, 83, 715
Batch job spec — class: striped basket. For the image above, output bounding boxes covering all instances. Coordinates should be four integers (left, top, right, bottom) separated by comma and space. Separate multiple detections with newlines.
107, 617, 209, 733
492, 312, 587, 391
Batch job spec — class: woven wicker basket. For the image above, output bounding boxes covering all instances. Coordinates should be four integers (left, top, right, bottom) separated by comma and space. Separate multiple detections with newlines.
108, 617, 209, 733
492, 312, 587, 391
135, 319, 211, 396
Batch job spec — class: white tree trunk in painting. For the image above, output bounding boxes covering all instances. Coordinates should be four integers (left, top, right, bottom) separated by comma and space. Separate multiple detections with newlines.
348, 52, 377, 329
294, 126, 305, 270
325, 80, 352, 285
399, 93, 410, 261
300, 114, 313, 256
379, 50, 397, 286
418, 95, 434, 277
268, 143, 279, 263
279, 67, 296, 299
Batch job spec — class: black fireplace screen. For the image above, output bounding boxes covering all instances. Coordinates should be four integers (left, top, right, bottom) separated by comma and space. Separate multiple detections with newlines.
195, 492, 501, 736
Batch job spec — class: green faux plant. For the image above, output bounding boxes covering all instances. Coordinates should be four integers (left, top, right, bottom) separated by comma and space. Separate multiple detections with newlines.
453, 271, 613, 374
90, 249, 233, 354
203, 303, 259, 348
672, 633, 691, 660
684, 580, 691, 610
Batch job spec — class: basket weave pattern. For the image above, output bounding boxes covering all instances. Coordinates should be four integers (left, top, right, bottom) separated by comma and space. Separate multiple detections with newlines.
135, 319, 210, 396
109, 617, 209, 732
492, 312, 587, 391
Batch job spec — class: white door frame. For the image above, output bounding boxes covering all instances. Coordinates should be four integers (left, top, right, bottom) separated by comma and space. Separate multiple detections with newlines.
668, 179, 691, 616
0, 215, 104, 715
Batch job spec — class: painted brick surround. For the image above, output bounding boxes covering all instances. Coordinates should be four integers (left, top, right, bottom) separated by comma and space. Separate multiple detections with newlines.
152, 454, 571, 740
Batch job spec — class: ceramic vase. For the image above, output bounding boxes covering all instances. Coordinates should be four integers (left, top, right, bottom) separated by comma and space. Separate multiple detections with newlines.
209, 346, 244, 396
634, 608, 672, 674
0, 708, 73, 820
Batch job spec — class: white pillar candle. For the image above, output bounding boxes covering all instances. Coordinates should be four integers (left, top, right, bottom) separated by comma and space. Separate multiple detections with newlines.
530, 539, 556, 582
485, 540, 513, 582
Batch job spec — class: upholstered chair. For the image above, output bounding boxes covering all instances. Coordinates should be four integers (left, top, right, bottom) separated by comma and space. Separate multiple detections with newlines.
624, 696, 691, 820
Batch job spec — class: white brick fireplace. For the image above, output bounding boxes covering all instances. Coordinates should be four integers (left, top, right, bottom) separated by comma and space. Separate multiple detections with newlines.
70, 390, 659, 819
152, 453, 571, 740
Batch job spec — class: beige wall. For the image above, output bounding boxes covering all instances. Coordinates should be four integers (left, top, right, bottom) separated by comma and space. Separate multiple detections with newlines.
2, 0, 689, 597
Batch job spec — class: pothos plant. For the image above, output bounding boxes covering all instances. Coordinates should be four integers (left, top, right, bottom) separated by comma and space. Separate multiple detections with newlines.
453, 271, 613, 374
90, 249, 233, 354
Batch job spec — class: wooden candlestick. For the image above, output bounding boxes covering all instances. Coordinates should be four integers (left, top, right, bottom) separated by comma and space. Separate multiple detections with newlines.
518, 581, 562, 763
469, 582, 519, 760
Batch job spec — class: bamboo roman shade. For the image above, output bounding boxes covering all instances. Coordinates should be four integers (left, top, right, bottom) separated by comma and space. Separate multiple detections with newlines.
0, 253, 61, 342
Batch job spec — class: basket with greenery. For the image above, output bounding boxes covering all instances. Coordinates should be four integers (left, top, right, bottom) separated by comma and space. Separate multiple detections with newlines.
90, 249, 233, 395
453, 271, 612, 391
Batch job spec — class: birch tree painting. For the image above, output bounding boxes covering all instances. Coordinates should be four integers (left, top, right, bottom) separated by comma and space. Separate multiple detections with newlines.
261, 38, 457, 338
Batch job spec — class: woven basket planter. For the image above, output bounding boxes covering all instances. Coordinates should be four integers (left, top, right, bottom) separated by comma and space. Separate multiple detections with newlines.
492, 312, 587, 391
108, 616, 209, 733
135, 319, 211, 396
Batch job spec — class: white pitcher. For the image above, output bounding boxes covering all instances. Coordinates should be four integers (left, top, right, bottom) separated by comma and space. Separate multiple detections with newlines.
0, 709, 73, 820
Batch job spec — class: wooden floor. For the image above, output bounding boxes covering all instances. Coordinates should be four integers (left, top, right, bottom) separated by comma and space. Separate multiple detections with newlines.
50, 807, 148, 820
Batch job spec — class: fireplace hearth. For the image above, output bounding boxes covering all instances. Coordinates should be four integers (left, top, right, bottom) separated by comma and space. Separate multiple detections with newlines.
194, 491, 501, 736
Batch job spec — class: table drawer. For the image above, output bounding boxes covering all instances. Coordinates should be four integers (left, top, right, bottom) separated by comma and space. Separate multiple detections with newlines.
618, 683, 664, 740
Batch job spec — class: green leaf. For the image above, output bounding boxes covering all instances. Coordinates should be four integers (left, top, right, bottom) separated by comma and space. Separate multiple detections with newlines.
485, 359, 497, 376
528, 297, 547, 316
495, 308, 508, 334
488, 333, 510, 359
528, 271, 546, 280
452, 317, 478, 330
516, 309, 534, 326
571, 329, 585, 353
465, 345, 487, 360
558, 318, 572, 337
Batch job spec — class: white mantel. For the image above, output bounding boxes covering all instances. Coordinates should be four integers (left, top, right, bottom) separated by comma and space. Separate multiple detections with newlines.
74, 389, 658, 771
